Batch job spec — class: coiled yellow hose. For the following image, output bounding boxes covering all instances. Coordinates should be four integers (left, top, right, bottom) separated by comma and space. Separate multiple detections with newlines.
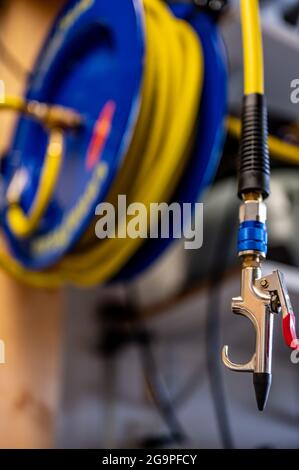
0, 0, 204, 288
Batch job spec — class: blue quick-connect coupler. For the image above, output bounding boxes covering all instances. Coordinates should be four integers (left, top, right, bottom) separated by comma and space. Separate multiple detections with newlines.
238, 220, 268, 255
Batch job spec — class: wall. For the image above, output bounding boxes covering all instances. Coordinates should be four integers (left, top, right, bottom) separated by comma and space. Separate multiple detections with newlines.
0, 0, 66, 449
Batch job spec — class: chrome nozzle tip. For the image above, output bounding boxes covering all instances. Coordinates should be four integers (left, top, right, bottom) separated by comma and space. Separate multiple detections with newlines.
253, 373, 272, 411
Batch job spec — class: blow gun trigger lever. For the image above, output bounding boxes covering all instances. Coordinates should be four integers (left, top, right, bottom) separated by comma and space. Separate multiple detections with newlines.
258, 271, 299, 351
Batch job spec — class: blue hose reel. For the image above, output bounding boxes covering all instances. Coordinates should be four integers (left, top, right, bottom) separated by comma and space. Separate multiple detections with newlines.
1, 0, 228, 281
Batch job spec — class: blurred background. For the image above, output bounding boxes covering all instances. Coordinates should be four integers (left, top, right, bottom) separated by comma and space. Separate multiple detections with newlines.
0, 0, 299, 449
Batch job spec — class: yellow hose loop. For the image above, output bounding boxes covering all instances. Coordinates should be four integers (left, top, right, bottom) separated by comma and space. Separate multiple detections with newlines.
0, 0, 204, 288
6, 128, 64, 238
227, 116, 299, 166
0, 96, 82, 238
0, 95, 27, 113
240, 0, 264, 95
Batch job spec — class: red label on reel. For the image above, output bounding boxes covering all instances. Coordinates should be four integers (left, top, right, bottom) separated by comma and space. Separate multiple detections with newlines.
86, 100, 116, 171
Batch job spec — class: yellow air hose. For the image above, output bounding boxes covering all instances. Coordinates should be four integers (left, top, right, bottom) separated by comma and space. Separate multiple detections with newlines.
240, 0, 264, 96
228, 0, 299, 165
0, 0, 204, 288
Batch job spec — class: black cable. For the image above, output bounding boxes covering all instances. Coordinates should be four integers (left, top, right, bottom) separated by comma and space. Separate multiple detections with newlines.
171, 360, 204, 408
205, 196, 238, 449
284, 1, 299, 27
125, 288, 187, 448
97, 293, 187, 448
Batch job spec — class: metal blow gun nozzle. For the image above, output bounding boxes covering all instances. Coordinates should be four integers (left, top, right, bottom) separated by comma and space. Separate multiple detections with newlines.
222, 199, 299, 411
